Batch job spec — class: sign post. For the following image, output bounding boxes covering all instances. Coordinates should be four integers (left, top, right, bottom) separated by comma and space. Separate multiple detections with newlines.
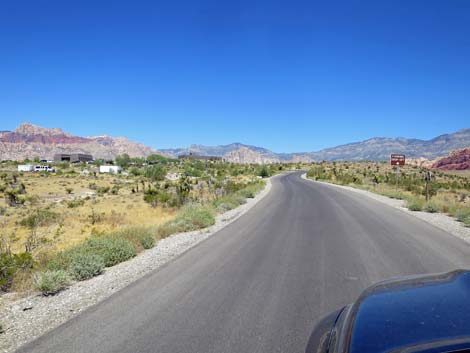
424, 171, 433, 202
390, 154, 406, 193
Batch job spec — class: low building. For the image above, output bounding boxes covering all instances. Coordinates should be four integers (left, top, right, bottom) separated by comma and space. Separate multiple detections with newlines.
178, 153, 223, 161
18, 164, 34, 172
54, 153, 93, 163
99, 165, 121, 174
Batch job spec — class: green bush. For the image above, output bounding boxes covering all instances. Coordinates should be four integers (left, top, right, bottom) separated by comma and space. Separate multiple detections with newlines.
140, 234, 156, 249
68, 252, 105, 280
455, 208, 470, 227
213, 194, 246, 212
84, 236, 137, 267
406, 197, 424, 211
20, 209, 59, 228
67, 198, 85, 208
424, 202, 439, 213
174, 203, 215, 230
97, 186, 110, 195
112, 227, 156, 250
0, 253, 34, 291
158, 203, 215, 238
46, 233, 139, 281
259, 166, 270, 178
307, 166, 327, 180
35, 270, 71, 295
239, 189, 255, 198
46, 253, 70, 272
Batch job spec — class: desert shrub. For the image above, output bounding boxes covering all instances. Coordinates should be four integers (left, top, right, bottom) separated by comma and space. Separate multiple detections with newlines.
67, 198, 85, 208
0, 253, 34, 291
237, 183, 263, 199
406, 197, 424, 211
35, 270, 71, 295
173, 203, 215, 230
259, 166, 270, 178
158, 203, 215, 238
140, 234, 155, 249
19, 209, 59, 228
144, 164, 166, 181
68, 252, 105, 280
307, 166, 327, 180
83, 236, 137, 267
97, 186, 110, 195
48, 234, 137, 274
238, 189, 255, 198
0, 322, 3, 334
46, 252, 71, 272
213, 194, 246, 212
143, 188, 160, 207
455, 208, 470, 227
112, 227, 156, 250
424, 202, 439, 213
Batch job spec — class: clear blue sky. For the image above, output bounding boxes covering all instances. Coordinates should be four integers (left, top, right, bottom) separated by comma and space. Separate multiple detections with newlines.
1, 0, 469, 152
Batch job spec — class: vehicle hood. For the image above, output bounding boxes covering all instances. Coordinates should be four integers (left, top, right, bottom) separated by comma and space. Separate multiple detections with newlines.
348, 270, 470, 353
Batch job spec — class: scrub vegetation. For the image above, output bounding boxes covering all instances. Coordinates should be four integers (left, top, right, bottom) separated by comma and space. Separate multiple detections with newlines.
306, 161, 470, 227
0, 156, 274, 295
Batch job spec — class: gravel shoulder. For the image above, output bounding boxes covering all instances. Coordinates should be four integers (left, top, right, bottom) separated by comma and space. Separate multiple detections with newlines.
301, 173, 470, 243
0, 178, 273, 353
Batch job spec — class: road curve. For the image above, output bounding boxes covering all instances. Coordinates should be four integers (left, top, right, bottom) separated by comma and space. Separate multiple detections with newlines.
18, 172, 470, 353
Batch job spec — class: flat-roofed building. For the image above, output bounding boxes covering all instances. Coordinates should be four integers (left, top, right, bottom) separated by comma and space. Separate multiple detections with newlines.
54, 153, 93, 163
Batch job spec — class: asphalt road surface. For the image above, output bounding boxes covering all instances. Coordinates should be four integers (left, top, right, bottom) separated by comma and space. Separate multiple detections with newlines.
18, 172, 470, 353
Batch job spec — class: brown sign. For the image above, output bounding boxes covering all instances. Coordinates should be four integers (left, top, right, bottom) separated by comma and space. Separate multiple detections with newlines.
390, 154, 405, 166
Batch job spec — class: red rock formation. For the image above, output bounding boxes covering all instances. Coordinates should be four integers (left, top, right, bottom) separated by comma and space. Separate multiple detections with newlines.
432, 148, 470, 170
0, 122, 162, 160
0, 132, 91, 144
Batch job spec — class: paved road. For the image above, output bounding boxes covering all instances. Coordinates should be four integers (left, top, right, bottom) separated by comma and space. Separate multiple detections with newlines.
18, 172, 470, 353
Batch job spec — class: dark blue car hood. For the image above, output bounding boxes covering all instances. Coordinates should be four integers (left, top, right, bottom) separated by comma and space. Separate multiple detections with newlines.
348, 270, 470, 353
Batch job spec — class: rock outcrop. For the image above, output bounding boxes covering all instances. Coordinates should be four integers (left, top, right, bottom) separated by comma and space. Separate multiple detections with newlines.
432, 148, 470, 170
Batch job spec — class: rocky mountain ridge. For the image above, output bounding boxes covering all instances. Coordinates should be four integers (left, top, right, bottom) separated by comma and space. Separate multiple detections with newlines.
0, 123, 161, 160
1, 123, 470, 166
161, 129, 470, 164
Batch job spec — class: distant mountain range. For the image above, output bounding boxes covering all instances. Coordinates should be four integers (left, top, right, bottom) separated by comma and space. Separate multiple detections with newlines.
161, 129, 470, 163
1, 122, 470, 164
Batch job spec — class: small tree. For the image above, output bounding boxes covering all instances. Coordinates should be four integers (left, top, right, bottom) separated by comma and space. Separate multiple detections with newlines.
146, 154, 168, 164
144, 165, 166, 182
259, 166, 269, 178
115, 154, 131, 169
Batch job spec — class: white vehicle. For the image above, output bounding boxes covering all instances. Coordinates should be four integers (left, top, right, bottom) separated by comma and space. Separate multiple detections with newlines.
34, 165, 55, 172
17, 164, 34, 172
99, 165, 121, 174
